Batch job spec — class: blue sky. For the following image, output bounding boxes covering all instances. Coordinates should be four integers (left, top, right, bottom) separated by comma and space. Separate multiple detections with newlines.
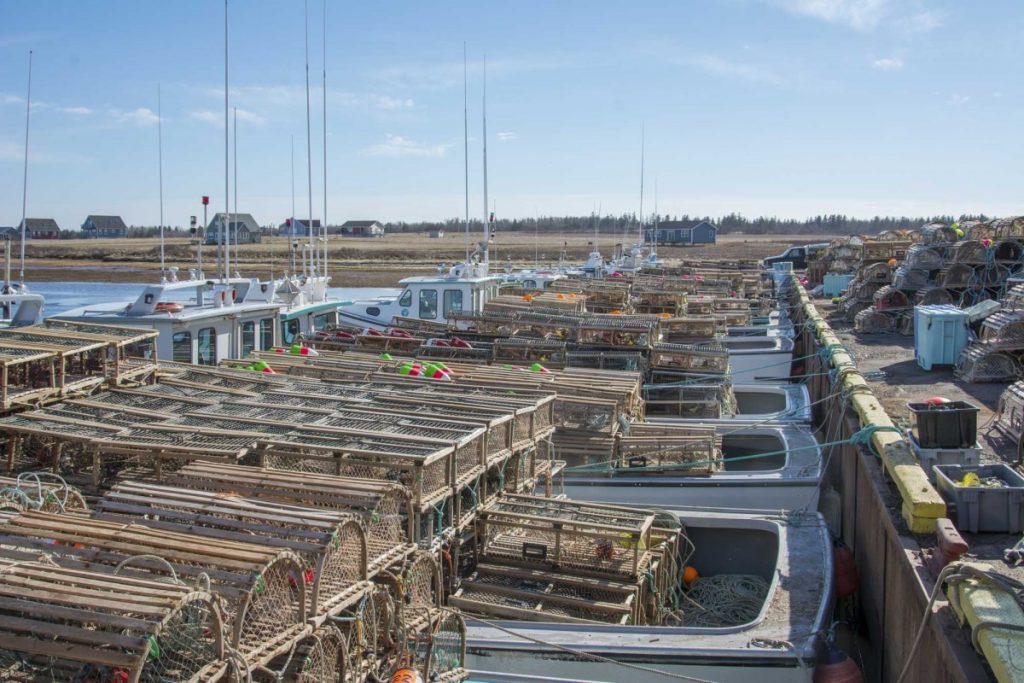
0, 0, 1021, 229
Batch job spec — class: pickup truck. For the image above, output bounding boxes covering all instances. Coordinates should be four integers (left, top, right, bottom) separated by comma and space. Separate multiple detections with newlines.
762, 243, 829, 270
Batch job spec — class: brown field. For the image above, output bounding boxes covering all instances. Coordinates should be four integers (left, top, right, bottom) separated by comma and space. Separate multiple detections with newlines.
21, 232, 834, 286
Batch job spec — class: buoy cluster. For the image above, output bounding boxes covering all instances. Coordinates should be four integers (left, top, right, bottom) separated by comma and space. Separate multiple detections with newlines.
398, 360, 453, 380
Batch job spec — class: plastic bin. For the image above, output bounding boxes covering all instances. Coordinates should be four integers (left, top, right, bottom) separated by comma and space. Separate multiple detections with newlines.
914, 304, 969, 370
823, 274, 854, 298
934, 464, 1024, 533
907, 431, 981, 481
907, 400, 979, 449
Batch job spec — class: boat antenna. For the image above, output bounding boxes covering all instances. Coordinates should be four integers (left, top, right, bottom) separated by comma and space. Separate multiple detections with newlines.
233, 106, 238, 277
463, 43, 470, 265
304, 0, 315, 278
638, 122, 645, 250
290, 134, 296, 274
652, 178, 658, 260
534, 208, 539, 270
481, 54, 489, 267
158, 84, 165, 281
18, 50, 32, 285
321, 0, 328, 284
223, 0, 230, 283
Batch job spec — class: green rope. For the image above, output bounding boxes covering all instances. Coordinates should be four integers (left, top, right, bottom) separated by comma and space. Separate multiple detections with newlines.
146, 635, 161, 660
849, 423, 903, 458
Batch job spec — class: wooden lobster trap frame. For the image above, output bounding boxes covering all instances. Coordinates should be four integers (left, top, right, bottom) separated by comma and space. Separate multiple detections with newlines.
449, 562, 640, 625
416, 344, 493, 364
477, 494, 656, 580
0, 345, 61, 412
94, 481, 373, 623
659, 315, 725, 342
0, 411, 123, 476
641, 383, 727, 419
353, 333, 426, 353
254, 624, 351, 683
685, 298, 715, 315
632, 289, 686, 316
167, 462, 416, 572
0, 559, 225, 683
616, 434, 721, 474
42, 319, 160, 385
565, 350, 647, 373
252, 429, 455, 514
0, 511, 309, 668
491, 338, 568, 367
575, 318, 657, 350
311, 411, 488, 491
650, 342, 730, 374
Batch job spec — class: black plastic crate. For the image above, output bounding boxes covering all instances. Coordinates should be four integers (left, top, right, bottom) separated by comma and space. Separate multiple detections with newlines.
907, 400, 980, 449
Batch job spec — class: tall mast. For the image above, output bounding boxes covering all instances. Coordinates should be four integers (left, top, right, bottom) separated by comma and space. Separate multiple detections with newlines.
290, 135, 296, 274
223, 0, 230, 282
653, 178, 658, 259
638, 122, 645, 249
321, 0, 328, 282
304, 0, 315, 277
18, 50, 32, 284
481, 55, 489, 266
463, 43, 470, 264
158, 84, 165, 280
233, 106, 238, 277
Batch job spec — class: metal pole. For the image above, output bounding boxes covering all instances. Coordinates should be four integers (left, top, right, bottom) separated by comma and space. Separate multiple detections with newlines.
233, 106, 238, 277
158, 84, 165, 280
223, 0, 229, 282
463, 43, 470, 264
290, 135, 296, 274
304, 0, 315, 276
322, 0, 328, 282
19, 50, 33, 284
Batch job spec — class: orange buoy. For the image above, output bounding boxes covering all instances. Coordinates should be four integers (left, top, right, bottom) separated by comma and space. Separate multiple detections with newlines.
390, 669, 424, 683
683, 566, 699, 586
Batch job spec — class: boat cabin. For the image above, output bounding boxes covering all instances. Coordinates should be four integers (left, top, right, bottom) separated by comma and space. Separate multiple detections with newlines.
339, 274, 502, 330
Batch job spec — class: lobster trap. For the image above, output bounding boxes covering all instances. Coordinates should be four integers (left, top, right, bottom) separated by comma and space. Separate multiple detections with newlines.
954, 345, 1022, 383
0, 511, 308, 667
94, 481, 373, 622
854, 308, 898, 334
642, 383, 732, 419
659, 316, 725, 342
0, 472, 89, 514
0, 559, 224, 683
167, 462, 416, 572
255, 625, 351, 683
650, 342, 730, 374
477, 494, 656, 580
575, 318, 657, 350
492, 338, 568, 367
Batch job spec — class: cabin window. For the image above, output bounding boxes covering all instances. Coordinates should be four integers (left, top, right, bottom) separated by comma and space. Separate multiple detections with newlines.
522, 279, 537, 289
172, 331, 192, 364
197, 327, 216, 366
313, 312, 333, 331
398, 290, 412, 308
282, 318, 301, 344
419, 289, 438, 319
259, 318, 274, 349
241, 321, 256, 356
443, 290, 463, 317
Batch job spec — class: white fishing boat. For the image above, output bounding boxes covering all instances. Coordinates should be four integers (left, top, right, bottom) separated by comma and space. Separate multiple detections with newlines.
720, 336, 795, 383
557, 425, 822, 510
462, 507, 834, 683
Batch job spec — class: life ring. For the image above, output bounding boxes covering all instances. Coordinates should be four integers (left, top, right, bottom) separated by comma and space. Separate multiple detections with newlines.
154, 302, 184, 314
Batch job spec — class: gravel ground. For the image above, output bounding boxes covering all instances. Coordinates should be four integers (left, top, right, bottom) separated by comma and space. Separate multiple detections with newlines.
818, 298, 1024, 578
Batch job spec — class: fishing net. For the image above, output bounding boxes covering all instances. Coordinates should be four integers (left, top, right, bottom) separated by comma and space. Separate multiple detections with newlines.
0, 473, 88, 514
676, 574, 770, 627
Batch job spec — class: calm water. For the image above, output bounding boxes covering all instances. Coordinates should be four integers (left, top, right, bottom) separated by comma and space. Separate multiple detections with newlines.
29, 281, 401, 318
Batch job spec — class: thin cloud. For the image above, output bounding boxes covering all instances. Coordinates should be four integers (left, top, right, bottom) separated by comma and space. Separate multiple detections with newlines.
1, 93, 92, 115
111, 107, 159, 127
948, 93, 971, 106
497, 131, 517, 141
375, 95, 415, 110
685, 55, 785, 86
872, 57, 904, 71
364, 134, 449, 158
371, 55, 587, 91
769, 0, 941, 33
191, 108, 265, 125
58, 106, 92, 115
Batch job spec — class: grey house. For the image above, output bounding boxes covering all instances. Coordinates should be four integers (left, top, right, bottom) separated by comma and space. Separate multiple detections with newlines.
340, 220, 384, 237
205, 212, 263, 245
648, 220, 717, 246
17, 218, 61, 240
278, 218, 321, 237
81, 215, 128, 239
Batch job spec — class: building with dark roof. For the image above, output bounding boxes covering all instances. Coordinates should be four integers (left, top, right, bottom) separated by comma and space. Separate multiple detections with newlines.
81, 215, 129, 239
205, 212, 263, 245
340, 220, 384, 237
17, 218, 61, 240
647, 220, 717, 246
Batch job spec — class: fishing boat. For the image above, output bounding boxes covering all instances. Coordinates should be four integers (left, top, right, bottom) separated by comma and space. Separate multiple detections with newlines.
720, 335, 796, 383
461, 507, 833, 683
557, 425, 822, 510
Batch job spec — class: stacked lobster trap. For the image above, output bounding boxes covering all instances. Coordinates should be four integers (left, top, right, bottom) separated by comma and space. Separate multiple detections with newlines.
955, 282, 1024, 382
453, 495, 687, 626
